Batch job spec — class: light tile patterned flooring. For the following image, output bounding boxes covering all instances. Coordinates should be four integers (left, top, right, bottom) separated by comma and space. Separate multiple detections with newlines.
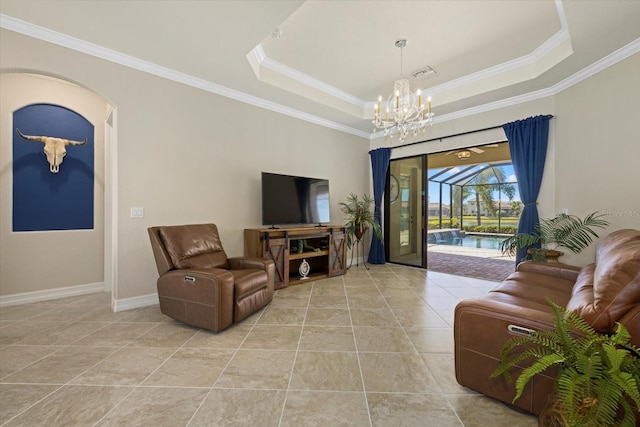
0, 264, 537, 426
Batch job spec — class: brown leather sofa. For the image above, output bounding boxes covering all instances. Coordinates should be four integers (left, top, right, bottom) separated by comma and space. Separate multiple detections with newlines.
454, 229, 640, 415
148, 223, 275, 332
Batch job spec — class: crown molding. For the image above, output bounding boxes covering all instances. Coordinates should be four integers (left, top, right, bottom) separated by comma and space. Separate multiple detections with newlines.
425, 29, 571, 98
437, 87, 556, 125
0, 14, 368, 139
250, 44, 367, 108
551, 36, 640, 93
555, 0, 569, 31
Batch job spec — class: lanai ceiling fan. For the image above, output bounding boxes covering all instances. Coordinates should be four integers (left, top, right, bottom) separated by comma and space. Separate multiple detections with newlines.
444, 144, 499, 160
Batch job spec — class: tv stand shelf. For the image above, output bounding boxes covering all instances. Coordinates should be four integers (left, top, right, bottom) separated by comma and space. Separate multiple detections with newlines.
289, 250, 329, 261
244, 226, 347, 289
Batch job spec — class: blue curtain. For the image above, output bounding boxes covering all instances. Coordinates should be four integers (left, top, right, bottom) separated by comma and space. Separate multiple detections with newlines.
502, 115, 550, 265
368, 147, 391, 264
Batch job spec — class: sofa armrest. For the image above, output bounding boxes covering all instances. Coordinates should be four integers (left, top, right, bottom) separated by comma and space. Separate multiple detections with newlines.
516, 261, 582, 282
454, 296, 561, 415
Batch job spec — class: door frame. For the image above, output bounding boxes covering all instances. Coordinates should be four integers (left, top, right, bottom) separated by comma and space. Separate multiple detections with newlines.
384, 154, 428, 268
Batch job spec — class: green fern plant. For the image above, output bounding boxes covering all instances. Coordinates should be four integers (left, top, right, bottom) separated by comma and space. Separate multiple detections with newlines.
491, 301, 640, 426
500, 212, 609, 262
339, 193, 383, 249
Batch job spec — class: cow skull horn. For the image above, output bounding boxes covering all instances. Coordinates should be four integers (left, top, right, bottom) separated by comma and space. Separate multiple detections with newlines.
16, 128, 47, 143
63, 137, 87, 146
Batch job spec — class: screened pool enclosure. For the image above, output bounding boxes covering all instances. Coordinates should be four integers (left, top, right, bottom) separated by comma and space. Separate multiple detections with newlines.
427, 162, 521, 235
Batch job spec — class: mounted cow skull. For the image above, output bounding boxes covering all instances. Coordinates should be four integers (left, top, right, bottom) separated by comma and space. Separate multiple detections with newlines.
16, 128, 87, 173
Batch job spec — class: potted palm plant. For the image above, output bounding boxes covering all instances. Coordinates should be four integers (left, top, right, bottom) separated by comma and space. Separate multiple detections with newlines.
500, 212, 609, 262
339, 193, 383, 249
491, 301, 640, 427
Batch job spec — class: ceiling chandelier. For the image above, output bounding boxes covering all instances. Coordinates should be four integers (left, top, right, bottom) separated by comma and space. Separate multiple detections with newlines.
373, 39, 433, 142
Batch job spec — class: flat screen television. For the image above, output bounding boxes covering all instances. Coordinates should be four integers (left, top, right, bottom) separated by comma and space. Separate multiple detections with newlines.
261, 172, 330, 227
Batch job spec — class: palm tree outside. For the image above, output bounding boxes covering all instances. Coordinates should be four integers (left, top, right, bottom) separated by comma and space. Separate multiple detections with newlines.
466, 167, 516, 227
441, 165, 518, 233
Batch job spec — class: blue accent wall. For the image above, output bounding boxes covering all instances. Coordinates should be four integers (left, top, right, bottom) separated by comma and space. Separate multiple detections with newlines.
13, 104, 95, 232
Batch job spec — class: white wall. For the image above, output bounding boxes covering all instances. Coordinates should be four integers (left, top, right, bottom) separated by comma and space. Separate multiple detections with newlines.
554, 52, 640, 265
0, 29, 371, 305
0, 73, 106, 297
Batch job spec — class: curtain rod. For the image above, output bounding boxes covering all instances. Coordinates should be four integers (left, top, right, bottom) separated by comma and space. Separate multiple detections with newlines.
392, 114, 554, 150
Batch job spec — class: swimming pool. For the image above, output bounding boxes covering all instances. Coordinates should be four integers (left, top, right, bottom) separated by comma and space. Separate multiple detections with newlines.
428, 231, 509, 250
457, 234, 508, 250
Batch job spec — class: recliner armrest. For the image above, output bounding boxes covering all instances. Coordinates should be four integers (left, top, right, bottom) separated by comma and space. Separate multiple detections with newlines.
229, 257, 275, 282
516, 261, 582, 282
158, 268, 236, 300
228, 257, 272, 271
160, 267, 234, 281
156, 267, 235, 332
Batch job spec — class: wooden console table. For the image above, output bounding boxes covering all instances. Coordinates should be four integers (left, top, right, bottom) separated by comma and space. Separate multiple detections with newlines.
244, 226, 347, 289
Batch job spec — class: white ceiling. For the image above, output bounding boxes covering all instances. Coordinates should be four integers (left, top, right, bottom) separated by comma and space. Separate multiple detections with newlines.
1, 0, 639, 139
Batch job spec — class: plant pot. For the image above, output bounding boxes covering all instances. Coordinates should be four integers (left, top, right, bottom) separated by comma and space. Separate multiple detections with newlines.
527, 248, 564, 262
538, 395, 566, 427
354, 226, 367, 241
538, 393, 601, 427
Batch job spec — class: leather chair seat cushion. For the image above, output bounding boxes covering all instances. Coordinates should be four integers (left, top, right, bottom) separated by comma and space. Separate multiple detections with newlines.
231, 269, 269, 300
159, 224, 229, 269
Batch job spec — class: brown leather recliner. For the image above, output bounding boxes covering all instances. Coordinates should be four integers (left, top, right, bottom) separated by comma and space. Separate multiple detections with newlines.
148, 223, 275, 332
454, 229, 640, 416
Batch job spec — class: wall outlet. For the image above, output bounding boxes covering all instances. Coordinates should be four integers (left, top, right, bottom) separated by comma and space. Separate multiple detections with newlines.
130, 207, 144, 218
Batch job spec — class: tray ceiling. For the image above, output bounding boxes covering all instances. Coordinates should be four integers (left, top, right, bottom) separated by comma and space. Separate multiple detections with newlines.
1, 0, 639, 138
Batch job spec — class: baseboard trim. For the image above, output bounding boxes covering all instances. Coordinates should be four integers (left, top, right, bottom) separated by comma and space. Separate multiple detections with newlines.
0, 282, 105, 307
112, 293, 159, 312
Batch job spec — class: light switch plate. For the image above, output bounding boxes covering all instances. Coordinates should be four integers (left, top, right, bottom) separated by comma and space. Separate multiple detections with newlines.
130, 207, 144, 218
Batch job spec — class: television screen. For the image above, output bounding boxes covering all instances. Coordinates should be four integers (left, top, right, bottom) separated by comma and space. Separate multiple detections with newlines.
261, 172, 330, 226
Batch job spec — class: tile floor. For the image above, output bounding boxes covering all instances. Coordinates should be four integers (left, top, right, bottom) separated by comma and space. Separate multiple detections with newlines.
0, 264, 538, 426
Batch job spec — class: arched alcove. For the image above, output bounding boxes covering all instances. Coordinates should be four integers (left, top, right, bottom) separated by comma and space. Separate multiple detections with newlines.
0, 72, 116, 309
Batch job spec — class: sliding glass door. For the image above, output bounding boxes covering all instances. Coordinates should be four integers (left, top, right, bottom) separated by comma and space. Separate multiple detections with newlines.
386, 156, 425, 267
385, 142, 514, 270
